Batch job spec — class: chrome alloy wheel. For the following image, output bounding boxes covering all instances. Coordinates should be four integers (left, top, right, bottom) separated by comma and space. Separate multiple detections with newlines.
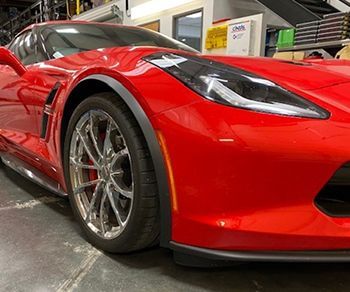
69, 109, 134, 239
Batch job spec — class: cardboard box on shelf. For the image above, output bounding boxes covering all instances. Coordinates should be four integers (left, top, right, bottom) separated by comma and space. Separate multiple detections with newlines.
273, 51, 305, 61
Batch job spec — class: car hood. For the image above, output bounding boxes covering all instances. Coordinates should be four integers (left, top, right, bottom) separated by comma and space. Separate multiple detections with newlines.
204, 55, 350, 91
36, 46, 350, 93
35, 46, 350, 106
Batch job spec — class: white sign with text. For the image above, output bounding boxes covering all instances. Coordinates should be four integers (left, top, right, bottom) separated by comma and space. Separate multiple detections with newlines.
227, 20, 254, 56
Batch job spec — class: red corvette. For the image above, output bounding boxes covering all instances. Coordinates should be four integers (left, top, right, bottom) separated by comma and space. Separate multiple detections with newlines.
2, 21, 350, 265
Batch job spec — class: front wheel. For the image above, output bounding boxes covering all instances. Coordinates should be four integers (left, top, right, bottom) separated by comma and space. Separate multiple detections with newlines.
64, 93, 160, 253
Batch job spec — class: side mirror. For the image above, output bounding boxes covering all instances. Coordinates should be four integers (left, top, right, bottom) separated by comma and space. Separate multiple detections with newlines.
0, 47, 27, 76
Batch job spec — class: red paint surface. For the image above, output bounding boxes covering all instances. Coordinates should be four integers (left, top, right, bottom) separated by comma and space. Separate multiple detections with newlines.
1, 22, 350, 251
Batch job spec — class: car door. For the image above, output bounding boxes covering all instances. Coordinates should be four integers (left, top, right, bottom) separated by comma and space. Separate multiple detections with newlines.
0, 31, 40, 155
0, 29, 60, 171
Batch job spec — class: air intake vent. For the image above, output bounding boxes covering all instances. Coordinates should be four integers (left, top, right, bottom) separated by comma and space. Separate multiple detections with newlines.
40, 82, 61, 139
315, 163, 350, 217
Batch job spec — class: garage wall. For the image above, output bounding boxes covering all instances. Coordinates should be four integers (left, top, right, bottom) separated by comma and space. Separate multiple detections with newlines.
124, 0, 214, 52
213, 0, 290, 28
75, 0, 291, 54
121, 0, 290, 54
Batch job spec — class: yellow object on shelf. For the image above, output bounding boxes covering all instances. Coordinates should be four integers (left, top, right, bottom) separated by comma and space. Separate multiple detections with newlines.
76, 0, 80, 15
205, 24, 228, 50
336, 45, 350, 59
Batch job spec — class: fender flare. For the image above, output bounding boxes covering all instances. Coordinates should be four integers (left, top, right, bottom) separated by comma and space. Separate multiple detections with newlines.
80, 74, 172, 247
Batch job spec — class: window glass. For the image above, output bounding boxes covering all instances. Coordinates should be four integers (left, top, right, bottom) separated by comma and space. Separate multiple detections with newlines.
9, 30, 37, 65
39, 23, 197, 59
174, 10, 203, 51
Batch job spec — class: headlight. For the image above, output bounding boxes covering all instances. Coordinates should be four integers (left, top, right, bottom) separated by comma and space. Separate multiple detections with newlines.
143, 52, 329, 119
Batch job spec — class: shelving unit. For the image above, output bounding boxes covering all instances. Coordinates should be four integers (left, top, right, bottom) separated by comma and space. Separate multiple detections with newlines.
72, 0, 123, 23
278, 38, 350, 51
0, 0, 66, 45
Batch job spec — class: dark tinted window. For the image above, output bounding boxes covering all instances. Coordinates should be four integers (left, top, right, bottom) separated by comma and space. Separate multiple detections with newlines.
39, 23, 197, 59
9, 30, 37, 65
40, 24, 198, 58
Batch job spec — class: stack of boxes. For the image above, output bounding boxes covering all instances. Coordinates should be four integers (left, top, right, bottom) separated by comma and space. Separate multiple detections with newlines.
318, 12, 350, 42
294, 12, 350, 46
295, 20, 319, 46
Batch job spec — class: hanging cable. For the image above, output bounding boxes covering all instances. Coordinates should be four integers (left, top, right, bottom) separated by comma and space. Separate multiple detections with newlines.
66, 0, 72, 19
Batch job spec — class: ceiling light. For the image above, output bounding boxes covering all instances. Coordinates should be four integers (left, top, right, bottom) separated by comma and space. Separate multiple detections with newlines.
131, 0, 193, 20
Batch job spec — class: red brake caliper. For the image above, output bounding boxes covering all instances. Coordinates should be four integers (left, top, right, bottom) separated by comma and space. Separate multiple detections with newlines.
88, 159, 98, 185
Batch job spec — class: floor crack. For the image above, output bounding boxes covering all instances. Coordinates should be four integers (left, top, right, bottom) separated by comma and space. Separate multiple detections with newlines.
56, 248, 102, 292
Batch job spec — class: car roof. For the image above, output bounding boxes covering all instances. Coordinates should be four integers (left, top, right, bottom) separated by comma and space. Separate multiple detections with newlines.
19, 20, 141, 35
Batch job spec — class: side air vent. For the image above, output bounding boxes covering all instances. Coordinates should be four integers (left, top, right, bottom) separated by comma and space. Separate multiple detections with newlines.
45, 82, 61, 105
40, 82, 61, 139
315, 163, 350, 217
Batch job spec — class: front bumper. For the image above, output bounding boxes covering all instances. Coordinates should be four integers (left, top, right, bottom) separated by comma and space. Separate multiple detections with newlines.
152, 92, 350, 252
170, 242, 350, 266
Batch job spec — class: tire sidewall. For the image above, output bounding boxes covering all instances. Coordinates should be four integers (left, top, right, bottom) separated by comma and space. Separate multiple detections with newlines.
64, 94, 149, 252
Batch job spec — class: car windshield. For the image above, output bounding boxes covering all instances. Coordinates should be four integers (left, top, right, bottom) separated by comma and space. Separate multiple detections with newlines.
39, 23, 197, 59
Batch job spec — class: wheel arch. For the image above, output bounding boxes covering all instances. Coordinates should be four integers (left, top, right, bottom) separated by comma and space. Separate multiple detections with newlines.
61, 74, 171, 247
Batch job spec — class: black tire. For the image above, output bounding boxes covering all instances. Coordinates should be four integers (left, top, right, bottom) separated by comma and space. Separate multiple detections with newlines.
64, 92, 160, 253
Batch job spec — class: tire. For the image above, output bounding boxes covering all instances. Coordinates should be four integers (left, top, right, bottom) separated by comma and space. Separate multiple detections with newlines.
64, 92, 160, 253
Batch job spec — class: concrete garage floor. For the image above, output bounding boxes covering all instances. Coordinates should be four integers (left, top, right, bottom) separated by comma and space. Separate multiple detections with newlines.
0, 164, 350, 292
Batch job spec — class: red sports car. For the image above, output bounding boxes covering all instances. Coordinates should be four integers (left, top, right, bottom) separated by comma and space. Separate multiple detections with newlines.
1, 21, 350, 265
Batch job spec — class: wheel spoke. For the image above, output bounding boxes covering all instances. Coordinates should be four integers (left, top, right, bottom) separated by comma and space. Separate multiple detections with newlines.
99, 192, 107, 235
85, 180, 103, 222
110, 176, 133, 200
103, 119, 116, 158
109, 147, 133, 199
111, 170, 124, 176
110, 148, 129, 168
106, 185, 125, 227
74, 179, 102, 194
77, 128, 101, 168
118, 147, 129, 157
89, 113, 103, 160
70, 157, 97, 170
